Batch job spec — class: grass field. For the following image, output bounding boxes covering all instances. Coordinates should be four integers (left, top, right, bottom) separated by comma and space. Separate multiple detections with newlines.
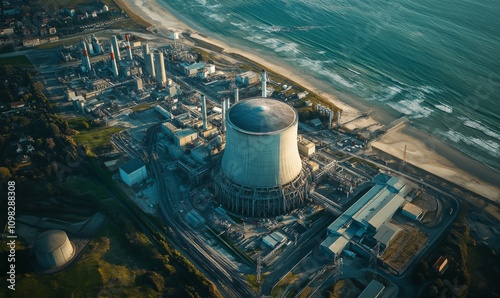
271, 272, 299, 297
74, 126, 123, 150
12, 222, 159, 297
0, 55, 33, 67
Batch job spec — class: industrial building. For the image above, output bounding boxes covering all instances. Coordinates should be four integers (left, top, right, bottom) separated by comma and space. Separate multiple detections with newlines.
263, 232, 287, 248
215, 97, 309, 218
401, 202, 424, 221
320, 235, 350, 260
186, 210, 206, 227
321, 174, 408, 259
298, 137, 316, 157
173, 128, 198, 147
119, 159, 147, 186
34, 230, 75, 269
358, 280, 385, 298
236, 71, 258, 85
181, 62, 206, 77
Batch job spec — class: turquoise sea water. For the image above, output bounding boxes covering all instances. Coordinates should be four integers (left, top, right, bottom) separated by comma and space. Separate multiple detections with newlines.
159, 0, 500, 172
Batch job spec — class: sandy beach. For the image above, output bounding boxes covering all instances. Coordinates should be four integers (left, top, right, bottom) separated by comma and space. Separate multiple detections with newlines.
119, 0, 499, 203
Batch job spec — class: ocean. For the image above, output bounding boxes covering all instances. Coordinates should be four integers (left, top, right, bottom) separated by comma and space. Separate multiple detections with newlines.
159, 0, 500, 173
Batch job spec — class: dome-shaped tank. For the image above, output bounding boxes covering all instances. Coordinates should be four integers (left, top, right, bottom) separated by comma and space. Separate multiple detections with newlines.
216, 97, 309, 217
34, 230, 75, 268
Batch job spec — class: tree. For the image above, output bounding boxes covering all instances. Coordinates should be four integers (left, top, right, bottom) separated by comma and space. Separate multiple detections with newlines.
0, 167, 12, 182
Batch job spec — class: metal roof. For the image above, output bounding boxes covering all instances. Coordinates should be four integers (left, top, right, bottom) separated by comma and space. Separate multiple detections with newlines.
373, 222, 401, 246
228, 97, 297, 134
320, 235, 349, 256
34, 230, 69, 253
358, 280, 385, 298
120, 158, 145, 174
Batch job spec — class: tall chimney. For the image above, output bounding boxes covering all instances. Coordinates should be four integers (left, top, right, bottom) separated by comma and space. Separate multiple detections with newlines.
261, 70, 267, 98
110, 46, 119, 78
82, 41, 91, 72
142, 43, 149, 57
125, 34, 133, 60
221, 98, 226, 133
234, 87, 239, 103
110, 35, 121, 61
201, 94, 207, 130
337, 110, 341, 127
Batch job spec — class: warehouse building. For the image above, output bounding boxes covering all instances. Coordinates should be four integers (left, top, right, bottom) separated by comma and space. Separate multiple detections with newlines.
119, 159, 147, 186
401, 202, 424, 221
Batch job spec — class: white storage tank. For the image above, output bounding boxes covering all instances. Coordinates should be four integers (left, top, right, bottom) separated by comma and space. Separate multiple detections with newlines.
34, 230, 75, 268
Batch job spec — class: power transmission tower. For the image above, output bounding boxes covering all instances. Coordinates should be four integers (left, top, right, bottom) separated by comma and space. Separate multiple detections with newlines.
370, 241, 381, 279
401, 144, 407, 170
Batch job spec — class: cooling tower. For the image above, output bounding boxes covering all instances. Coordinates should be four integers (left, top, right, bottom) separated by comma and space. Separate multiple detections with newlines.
34, 230, 75, 268
215, 97, 309, 217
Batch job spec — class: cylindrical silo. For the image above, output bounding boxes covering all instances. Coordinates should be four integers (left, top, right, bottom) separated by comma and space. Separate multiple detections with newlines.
34, 230, 75, 268
215, 97, 309, 217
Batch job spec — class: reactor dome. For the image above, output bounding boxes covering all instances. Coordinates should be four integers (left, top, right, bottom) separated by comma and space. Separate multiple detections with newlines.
34, 230, 75, 269
215, 97, 309, 218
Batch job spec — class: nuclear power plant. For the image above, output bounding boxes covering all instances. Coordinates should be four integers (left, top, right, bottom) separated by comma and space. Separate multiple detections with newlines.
215, 97, 310, 217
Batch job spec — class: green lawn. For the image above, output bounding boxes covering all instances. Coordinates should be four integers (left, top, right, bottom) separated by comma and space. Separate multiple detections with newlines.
74, 126, 123, 150
61, 175, 111, 201
0, 55, 33, 67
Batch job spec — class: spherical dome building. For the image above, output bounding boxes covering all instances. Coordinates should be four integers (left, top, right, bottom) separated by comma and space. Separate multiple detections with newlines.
215, 97, 309, 217
34, 230, 75, 269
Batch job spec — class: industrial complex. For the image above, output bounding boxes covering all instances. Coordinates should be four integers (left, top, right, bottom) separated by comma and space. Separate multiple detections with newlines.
10, 27, 484, 298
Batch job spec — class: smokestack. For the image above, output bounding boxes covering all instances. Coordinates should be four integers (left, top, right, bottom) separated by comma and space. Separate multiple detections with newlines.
328, 110, 333, 129
201, 94, 207, 130
225, 97, 230, 111
110, 46, 119, 78
125, 34, 132, 60
261, 70, 267, 98
337, 110, 341, 127
154, 51, 166, 88
110, 35, 121, 61
142, 43, 149, 57
234, 87, 239, 103
82, 42, 91, 72
221, 98, 226, 133
145, 52, 155, 79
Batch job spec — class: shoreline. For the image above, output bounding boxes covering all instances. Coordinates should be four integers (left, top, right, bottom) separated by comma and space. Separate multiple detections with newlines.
119, 0, 499, 202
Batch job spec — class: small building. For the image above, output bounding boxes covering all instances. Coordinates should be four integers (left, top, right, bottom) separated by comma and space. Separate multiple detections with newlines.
358, 280, 385, 298
401, 202, 424, 221
306, 160, 320, 172
186, 210, 206, 227
373, 222, 401, 248
432, 256, 449, 275
119, 159, 147, 186
298, 138, 315, 157
162, 121, 179, 137
236, 71, 258, 85
320, 235, 349, 260
310, 118, 322, 127
174, 128, 198, 147
191, 145, 210, 164
262, 232, 286, 248
182, 62, 206, 77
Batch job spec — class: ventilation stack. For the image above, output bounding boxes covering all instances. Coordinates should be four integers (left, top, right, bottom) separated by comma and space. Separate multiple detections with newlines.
234, 87, 239, 103
110, 46, 119, 78
82, 41, 91, 72
262, 70, 267, 98
110, 35, 121, 61
125, 34, 133, 60
221, 98, 226, 133
145, 52, 155, 79
154, 51, 166, 88
201, 94, 208, 130
337, 110, 341, 127
142, 43, 149, 57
